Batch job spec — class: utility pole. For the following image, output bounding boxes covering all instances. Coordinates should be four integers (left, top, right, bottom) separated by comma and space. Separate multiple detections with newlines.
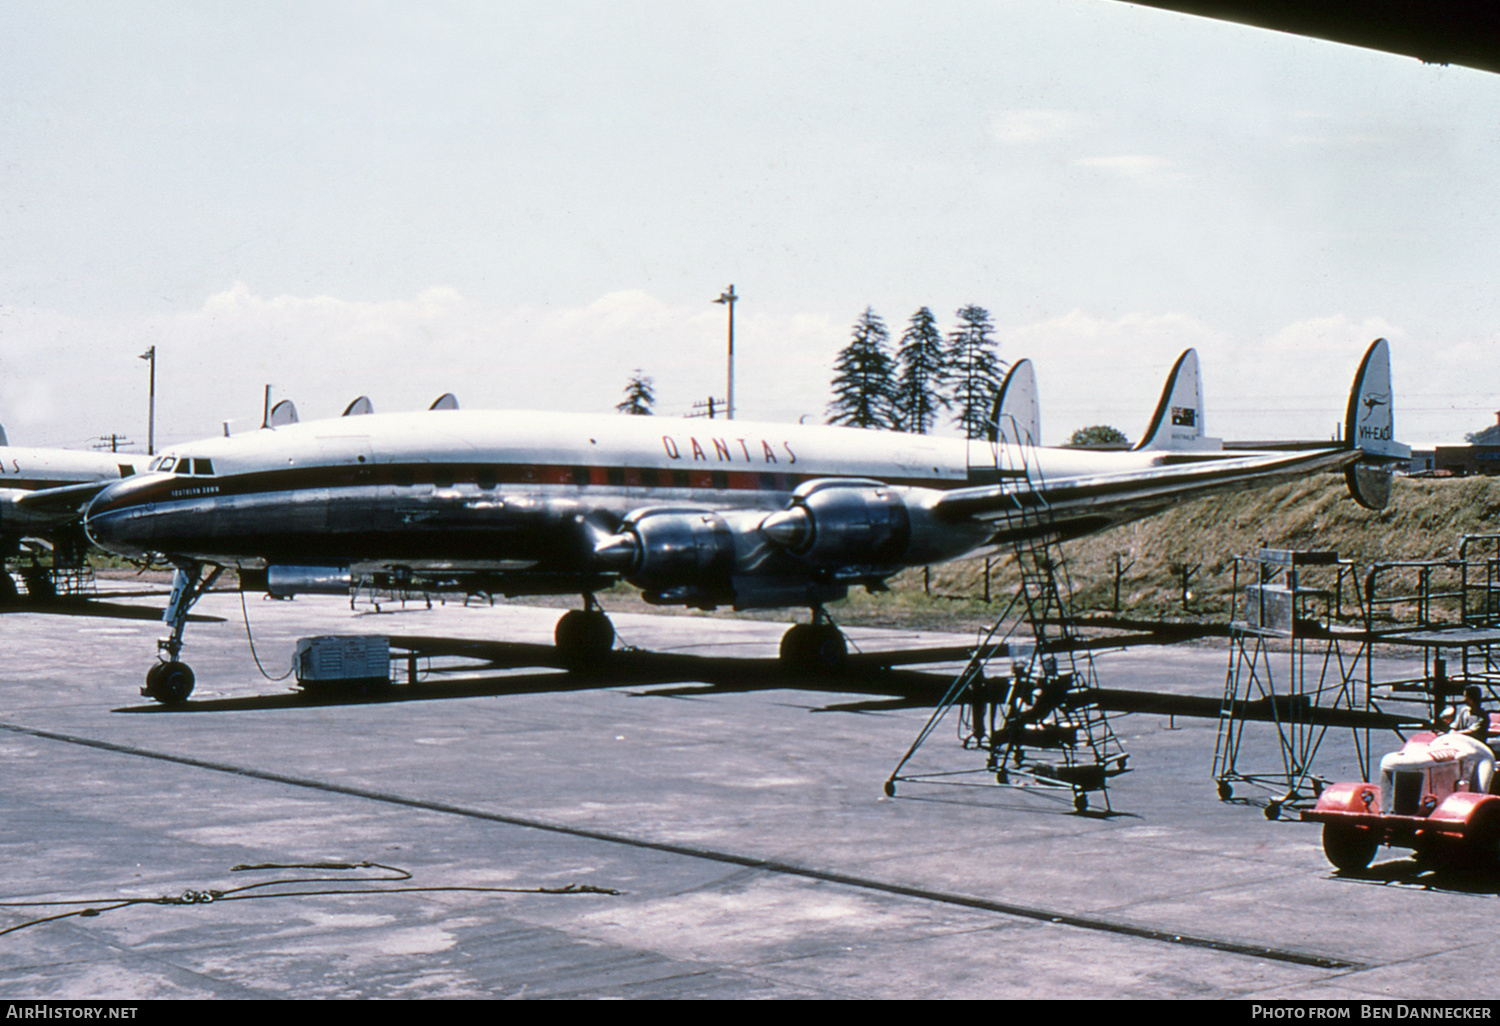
714, 285, 737, 420
138, 346, 156, 455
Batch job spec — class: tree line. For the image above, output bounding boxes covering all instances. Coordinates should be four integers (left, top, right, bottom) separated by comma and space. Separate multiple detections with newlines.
616, 303, 1125, 446
827, 305, 1003, 438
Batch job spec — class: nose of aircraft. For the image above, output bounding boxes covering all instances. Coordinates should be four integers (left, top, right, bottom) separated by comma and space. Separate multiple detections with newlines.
83, 473, 164, 557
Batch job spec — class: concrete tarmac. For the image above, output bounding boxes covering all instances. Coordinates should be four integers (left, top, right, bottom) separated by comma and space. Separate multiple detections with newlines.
0, 584, 1488, 1000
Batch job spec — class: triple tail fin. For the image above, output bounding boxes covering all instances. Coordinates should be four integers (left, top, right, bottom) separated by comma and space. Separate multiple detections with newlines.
993, 359, 1040, 447
268, 400, 299, 427
1134, 349, 1220, 452
1344, 337, 1409, 510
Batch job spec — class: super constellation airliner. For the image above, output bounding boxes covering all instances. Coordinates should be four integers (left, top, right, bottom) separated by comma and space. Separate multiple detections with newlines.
84, 339, 1404, 703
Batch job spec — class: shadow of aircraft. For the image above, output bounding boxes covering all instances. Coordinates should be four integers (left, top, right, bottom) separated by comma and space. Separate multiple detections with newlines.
117, 636, 965, 714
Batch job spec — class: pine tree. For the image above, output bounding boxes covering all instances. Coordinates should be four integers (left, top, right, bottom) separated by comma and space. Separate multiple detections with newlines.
826, 308, 897, 429
616, 369, 655, 416
945, 304, 1005, 439
892, 306, 947, 434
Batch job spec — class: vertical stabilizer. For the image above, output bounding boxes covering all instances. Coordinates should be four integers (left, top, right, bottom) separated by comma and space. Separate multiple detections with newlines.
994, 359, 1040, 447
1343, 338, 1408, 510
0, 424, 7, 447
430, 393, 460, 411
1134, 350, 1219, 452
1344, 338, 1401, 458
268, 400, 299, 427
342, 396, 374, 417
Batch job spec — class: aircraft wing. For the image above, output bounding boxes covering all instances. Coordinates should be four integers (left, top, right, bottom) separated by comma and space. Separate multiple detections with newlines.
934, 446, 1355, 541
12, 480, 120, 516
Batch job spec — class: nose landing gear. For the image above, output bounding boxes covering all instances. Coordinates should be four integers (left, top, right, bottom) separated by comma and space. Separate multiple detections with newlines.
143, 563, 222, 705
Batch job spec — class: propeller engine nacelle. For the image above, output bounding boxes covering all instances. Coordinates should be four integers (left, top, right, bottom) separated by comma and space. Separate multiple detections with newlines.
759, 480, 910, 566
758, 479, 985, 569
592, 481, 987, 610
596, 507, 736, 598
593, 506, 846, 610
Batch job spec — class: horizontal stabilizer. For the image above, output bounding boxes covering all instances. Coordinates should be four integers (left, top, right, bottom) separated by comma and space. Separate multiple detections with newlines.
342, 396, 374, 417
994, 359, 1040, 447
1135, 350, 1219, 452
430, 393, 460, 411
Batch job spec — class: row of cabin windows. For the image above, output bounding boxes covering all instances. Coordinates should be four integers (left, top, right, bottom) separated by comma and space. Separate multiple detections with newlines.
420, 467, 782, 491
143, 458, 783, 491
152, 456, 215, 476
420, 467, 790, 491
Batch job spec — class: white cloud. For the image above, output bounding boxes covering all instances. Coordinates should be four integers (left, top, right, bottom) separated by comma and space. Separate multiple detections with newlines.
0, 285, 848, 448
988, 109, 1089, 145
1005, 311, 1225, 444
1072, 155, 1189, 186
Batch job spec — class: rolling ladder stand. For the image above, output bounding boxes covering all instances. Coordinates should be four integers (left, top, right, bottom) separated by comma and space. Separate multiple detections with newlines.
884, 429, 1129, 813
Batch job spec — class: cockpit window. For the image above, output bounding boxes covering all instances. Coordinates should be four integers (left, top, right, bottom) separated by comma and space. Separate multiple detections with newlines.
193, 459, 214, 476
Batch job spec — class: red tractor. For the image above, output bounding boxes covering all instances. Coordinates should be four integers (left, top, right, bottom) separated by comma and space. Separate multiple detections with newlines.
1302, 730, 1500, 871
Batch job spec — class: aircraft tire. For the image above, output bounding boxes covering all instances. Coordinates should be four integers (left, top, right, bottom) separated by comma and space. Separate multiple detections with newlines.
146, 661, 195, 705
0, 572, 16, 607
1321, 823, 1378, 873
779, 624, 847, 672
555, 609, 614, 669
20, 569, 54, 604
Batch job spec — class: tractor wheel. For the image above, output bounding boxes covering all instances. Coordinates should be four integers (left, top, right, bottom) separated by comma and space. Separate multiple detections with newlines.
1322, 823, 1378, 873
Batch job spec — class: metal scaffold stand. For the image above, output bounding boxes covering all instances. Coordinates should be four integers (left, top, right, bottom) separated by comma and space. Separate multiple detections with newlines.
1361, 533, 1500, 732
884, 430, 1129, 814
1212, 549, 1368, 819
1212, 535, 1500, 817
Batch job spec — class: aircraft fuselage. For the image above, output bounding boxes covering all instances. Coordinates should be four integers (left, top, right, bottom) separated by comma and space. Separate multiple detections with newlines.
83, 409, 1166, 598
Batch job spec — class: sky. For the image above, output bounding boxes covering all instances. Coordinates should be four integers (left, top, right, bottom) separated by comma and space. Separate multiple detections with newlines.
2, 0, 1498, 450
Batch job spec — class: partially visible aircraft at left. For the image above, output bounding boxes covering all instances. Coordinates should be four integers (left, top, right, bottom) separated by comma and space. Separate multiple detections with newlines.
0, 424, 147, 603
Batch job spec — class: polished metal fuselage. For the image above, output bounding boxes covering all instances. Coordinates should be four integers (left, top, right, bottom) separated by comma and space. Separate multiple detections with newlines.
81, 408, 1289, 594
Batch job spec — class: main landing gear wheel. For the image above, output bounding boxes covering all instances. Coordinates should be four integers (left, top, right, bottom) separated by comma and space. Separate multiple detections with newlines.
555, 608, 615, 669
779, 623, 848, 671
0, 572, 17, 607
144, 661, 195, 705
